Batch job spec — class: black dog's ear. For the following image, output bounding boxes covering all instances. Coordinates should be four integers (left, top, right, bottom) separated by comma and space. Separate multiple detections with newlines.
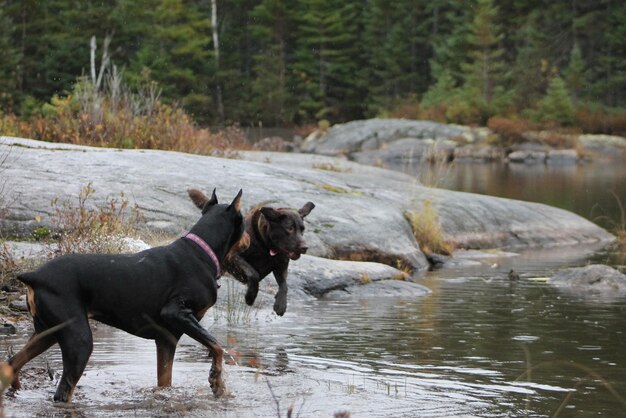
207, 188, 218, 207
228, 189, 243, 212
188, 188, 218, 213
299, 202, 315, 218
260, 207, 283, 221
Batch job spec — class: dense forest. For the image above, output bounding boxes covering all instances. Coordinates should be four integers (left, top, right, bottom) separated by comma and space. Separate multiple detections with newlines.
0, 0, 625, 131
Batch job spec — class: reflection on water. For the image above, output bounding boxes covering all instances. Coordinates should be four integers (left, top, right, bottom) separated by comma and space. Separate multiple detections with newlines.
395, 160, 626, 232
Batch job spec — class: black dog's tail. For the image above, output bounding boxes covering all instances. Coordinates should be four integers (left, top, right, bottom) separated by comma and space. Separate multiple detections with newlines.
17, 272, 36, 285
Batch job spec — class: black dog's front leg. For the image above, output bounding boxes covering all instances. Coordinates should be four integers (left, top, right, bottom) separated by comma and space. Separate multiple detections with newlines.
228, 254, 261, 306
273, 265, 288, 316
160, 299, 226, 397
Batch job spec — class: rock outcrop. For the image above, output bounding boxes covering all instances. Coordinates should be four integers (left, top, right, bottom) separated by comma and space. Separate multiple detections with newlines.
549, 264, 626, 296
1, 136, 615, 274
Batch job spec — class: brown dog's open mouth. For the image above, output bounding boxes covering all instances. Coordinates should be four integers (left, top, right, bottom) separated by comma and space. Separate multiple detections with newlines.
270, 248, 302, 260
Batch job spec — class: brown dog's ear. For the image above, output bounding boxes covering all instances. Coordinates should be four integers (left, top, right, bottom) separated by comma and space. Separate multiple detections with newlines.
260, 206, 283, 221
228, 189, 243, 212
188, 188, 218, 213
188, 188, 208, 210
298, 202, 315, 218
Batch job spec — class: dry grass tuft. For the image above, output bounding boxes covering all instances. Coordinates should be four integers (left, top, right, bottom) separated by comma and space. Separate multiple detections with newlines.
46, 182, 143, 256
405, 200, 453, 256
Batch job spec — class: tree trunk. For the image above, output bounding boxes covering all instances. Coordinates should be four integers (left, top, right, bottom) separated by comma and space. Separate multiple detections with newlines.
211, 0, 225, 123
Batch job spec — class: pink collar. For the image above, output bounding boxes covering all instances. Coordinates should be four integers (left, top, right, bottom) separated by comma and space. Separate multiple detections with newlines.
184, 233, 221, 277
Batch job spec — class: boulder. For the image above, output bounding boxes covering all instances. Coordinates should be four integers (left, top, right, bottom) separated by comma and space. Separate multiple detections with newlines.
507, 150, 547, 164
257, 254, 422, 299
547, 149, 579, 165
549, 264, 626, 294
578, 134, 626, 157
301, 119, 468, 161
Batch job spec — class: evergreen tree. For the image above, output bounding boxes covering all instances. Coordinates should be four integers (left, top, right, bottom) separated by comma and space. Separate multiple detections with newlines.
427, 1, 472, 88
0, 6, 21, 110
362, 0, 430, 115
217, 0, 261, 124
249, 0, 298, 125
131, 0, 213, 121
508, 10, 548, 112
461, 0, 506, 106
565, 43, 586, 104
420, 70, 456, 109
536, 76, 574, 125
294, 0, 362, 122
593, 1, 626, 107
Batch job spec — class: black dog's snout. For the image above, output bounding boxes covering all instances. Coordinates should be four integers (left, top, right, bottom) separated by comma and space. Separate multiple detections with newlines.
299, 246, 308, 254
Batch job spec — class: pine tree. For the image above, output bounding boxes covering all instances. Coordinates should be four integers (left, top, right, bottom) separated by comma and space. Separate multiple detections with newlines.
420, 70, 456, 109
362, 0, 430, 115
536, 76, 574, 125
0, 6, 21, 110
294, 0, 362, 122
593, 1, 626, 107
565, 43, 586, 104
427, 1, 472, 88
509, 10, 547, 112
461, 0, 506, 106
131, 0, 213, 121
249, 0, 298, 125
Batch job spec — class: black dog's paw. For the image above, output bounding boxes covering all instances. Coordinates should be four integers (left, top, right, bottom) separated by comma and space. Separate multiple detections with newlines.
273, 294, 287, 316
245, 283, 259, 306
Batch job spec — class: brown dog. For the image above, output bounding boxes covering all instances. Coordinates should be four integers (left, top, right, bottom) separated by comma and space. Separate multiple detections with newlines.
224, 202, 315, 316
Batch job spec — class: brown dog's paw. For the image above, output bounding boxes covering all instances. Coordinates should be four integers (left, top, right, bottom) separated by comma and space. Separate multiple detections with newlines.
273, 295, 287, 316
245, 283, 259, 306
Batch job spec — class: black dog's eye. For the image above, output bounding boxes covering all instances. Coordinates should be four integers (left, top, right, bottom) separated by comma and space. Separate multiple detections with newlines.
285, 223, 295, 233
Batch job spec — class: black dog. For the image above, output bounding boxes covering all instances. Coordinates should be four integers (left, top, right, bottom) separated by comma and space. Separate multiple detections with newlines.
6, 189, 247, 402
224, 201, 315, 316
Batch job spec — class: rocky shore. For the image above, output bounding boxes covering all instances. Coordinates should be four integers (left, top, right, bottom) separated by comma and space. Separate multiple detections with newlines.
0, 134, 616, 301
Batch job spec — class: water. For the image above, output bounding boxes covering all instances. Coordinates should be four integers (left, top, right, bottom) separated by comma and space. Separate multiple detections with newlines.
401, 160, 626, 233
2, 161, 625, 416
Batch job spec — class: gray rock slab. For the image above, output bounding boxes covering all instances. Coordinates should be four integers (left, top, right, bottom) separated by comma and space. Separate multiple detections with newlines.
549, 265, 626, 298
262, 254, 411, 298
301, 119, 467, 156
323, 279, 431, 300
1, 137, 614, 272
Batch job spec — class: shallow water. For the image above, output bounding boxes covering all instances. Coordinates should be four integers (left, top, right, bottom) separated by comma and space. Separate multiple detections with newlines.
2, 161, 625, 417
2, 245, 625, 417
398, 160, 626, 233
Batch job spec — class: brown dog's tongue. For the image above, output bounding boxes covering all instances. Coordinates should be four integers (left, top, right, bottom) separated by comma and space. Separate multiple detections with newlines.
270, 249, 278, 256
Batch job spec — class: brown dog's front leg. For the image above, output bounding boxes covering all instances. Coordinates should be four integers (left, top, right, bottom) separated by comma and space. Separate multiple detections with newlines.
160, 300, 226, 397
272, 265, 288, 316
227, 254, 261, 306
